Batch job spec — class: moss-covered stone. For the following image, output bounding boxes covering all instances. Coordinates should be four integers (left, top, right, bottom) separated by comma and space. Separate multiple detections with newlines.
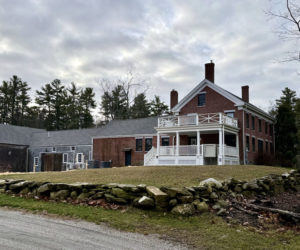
77, 192, 91, 200
193, 200, 209, 213
171, 204, 195, 216
111, 188, 136, 200
169, 199, 177, 207
177, 195, 194, 204
146, 186, 168, 207
70, 191, 78, 199
104, 194, 127, 204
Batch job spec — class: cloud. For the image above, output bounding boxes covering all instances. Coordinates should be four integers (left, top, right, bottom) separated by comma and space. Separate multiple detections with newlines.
0, 0, 298, 113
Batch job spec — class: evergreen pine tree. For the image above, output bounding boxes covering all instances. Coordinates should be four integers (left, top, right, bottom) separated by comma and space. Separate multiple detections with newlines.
130, 93, 150, 118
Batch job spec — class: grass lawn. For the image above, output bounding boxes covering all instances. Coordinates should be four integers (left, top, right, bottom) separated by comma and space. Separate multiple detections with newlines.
0, 165, 290, 187
0, 194, 299, 250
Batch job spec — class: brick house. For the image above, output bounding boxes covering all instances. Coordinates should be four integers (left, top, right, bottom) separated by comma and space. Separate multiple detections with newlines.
93, 62, 275, 166
0, 62, 275, 170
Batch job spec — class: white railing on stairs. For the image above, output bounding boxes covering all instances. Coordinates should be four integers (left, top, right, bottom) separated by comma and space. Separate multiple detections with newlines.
144, 147, 156, 166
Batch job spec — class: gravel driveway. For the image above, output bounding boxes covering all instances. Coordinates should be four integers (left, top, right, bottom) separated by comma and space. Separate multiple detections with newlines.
0, 208, 188, 250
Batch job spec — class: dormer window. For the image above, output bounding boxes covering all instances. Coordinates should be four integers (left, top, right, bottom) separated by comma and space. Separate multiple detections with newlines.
198, 93, 206, 107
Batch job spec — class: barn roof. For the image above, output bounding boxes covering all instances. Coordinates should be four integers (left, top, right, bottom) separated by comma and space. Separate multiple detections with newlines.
29, 116, 158, 147
0, 124, 45, 146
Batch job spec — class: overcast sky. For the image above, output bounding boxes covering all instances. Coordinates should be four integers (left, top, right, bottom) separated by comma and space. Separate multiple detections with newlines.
0, 0, 299, 115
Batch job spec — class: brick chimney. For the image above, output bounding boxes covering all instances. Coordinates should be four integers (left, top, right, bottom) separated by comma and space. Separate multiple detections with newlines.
241, 85, 249, 102
170, 89, 178, 109
205, 60, 215, 83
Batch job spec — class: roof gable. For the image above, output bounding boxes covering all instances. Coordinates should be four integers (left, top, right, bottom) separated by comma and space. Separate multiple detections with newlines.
171, 79, 244, 113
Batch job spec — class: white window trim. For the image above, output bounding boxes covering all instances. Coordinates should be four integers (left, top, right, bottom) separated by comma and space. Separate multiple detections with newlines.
63, 153, 68, 163
135, 138, 143, 152
52, 147, 56, 152
34, 157, 39, 166
76, 153, 83, 163
224, 110, 235, 113
197, 92, 206, 107
145, 137, 153, 152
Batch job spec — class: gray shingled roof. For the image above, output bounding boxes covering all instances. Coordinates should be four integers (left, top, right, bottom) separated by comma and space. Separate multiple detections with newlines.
96, 116, 157, 138
30, 116, 158, 147
0, 124, 45, 146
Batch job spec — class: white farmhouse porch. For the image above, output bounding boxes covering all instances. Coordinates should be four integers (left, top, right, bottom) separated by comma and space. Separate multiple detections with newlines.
144, 113, 240, 166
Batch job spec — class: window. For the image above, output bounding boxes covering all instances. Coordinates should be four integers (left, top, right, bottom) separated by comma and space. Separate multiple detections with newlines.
34, 157, 39, 166
225, 110, 235, 118
246, 136, 250, 151
265, 122, 268, 134
246, 113, 249, 128
252, 137, 256, 152
252, 116, 255, 130
258, 119, 262, 132
71, 146, 76, 151
258, 140, 263, 153
52, 147, 56, 152
162, 137, 169, 146
63, 153, 68, 163
145, 138, 152, 151
136, 138, 143, 152
265, 141, 268, 153
76, 153, 83, 163
198, 93, 206, 106
225, 111, 234, 118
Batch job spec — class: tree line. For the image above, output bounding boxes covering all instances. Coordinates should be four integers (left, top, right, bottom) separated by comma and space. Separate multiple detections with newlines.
273, 87, 300, 167
0, 75, 169, 131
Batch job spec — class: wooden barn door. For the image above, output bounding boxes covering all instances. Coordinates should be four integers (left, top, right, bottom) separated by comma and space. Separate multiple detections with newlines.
42, 153, 63, 171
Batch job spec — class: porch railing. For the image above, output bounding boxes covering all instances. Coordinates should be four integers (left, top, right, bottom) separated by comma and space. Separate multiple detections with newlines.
217, 145, 239, 158
144, 147, 156, 165
159, 145, 203, 156
158, 144, 238, 158
224, 145, 239, 157
158, 113, 238, 128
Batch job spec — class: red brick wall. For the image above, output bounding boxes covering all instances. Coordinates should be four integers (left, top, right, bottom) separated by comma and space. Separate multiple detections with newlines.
177, 85, 274, 164
179, 86, 236, 115
243, 112, 274, 163
93, 135, 174, 167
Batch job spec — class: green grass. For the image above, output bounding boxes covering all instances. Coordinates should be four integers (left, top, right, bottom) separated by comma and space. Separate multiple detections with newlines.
0, 194, 299, 250
0, 165, 290, 187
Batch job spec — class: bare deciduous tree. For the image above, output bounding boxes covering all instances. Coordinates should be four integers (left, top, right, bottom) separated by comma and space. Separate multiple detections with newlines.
268, 0, 300, 62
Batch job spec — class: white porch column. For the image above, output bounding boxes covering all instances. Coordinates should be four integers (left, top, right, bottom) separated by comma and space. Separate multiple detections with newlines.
218, 128, 223, 165
176, 131, 180, 165
223, 127, 225, 164
156, 132, 160, 156
196, 130, 203, 165
197, 130, 200, 155
176, 131, 180, 156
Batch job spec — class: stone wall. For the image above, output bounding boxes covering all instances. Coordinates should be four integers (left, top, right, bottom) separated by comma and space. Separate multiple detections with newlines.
0, 169, 299, 216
